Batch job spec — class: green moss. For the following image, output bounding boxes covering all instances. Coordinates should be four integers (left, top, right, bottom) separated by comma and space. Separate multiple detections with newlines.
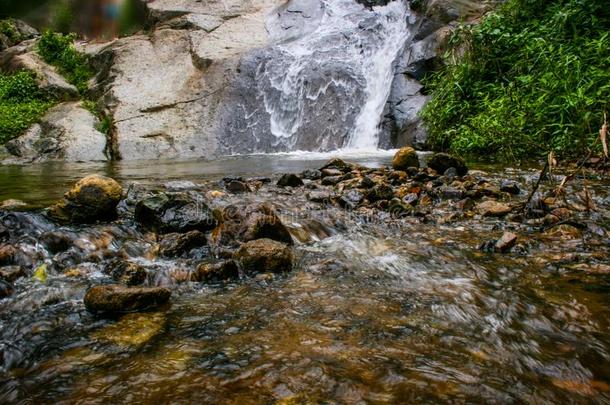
0, 71, 55, 145
37, 31, 94, 95
421, 0, 610, 161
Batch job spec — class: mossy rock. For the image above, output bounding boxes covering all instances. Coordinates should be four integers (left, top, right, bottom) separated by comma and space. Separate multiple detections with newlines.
48, 175, 123, 224
392, 147, 419, 171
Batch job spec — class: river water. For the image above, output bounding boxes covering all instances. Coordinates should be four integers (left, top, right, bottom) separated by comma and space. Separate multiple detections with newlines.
0, 153, 609, 403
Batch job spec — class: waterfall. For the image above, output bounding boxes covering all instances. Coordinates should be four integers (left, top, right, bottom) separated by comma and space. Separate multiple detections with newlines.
347, 2, 410, 149
219, 0, 412, 155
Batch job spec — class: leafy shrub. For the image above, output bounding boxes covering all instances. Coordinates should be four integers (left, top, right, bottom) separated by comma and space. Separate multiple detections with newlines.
421, 0, 610, 161
0, 19, 19, 43
0, 71, 54, 144
37, 31, 93, 94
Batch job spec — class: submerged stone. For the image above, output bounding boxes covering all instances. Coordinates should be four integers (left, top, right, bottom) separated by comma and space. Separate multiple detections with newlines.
84, 284, 171, 315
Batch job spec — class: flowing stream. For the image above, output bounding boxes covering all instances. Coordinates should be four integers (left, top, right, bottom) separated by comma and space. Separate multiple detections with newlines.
0, 156, 609, 403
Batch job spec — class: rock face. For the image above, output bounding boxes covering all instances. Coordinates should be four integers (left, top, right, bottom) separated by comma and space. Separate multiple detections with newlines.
234, 238, 294, 274
134, 192, 217, 233
392, 146, 420, 170
1, 103, 108, 163
48, 175, 123, 224
84, 284, 171, 314
84, 0, 278, 160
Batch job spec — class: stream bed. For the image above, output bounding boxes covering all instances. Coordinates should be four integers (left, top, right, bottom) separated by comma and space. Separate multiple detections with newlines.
0, 154, 609, 403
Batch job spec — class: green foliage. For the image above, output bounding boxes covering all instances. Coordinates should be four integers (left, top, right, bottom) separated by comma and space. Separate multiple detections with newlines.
0, 19, 19, 42
82, 99, 111, 135
421, 0, 610, 161
0, 71, 54, 144
37, 31, 93, 94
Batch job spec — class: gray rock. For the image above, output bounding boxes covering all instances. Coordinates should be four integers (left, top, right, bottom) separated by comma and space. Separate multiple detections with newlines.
134, 192, 217, 234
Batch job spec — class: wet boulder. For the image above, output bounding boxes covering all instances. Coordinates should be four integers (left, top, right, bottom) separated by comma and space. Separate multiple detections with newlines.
321, 175, 342, 186
159, 230, 207, 258
495, 232, 518, 252
215, 203, 293, 246
366, 184, 395, 202
277, 174, 304, 187
48, 175, 123, 224
392, 146, 419, 171
192, 260, 240, 282
234, 238, 294, 274
134, 192, 217, 234
339, 189, 364, 209
427, 153, 468, 176
104, 259, 147, 286
84, 284, 171, 315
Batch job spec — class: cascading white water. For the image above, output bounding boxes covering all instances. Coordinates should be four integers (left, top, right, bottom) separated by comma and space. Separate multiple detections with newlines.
347, 2, 410, 149
253, 0, 411, 152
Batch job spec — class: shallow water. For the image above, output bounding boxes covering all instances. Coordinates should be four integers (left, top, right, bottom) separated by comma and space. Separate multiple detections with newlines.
0, 155, 609, 403
0, 152, 397, 207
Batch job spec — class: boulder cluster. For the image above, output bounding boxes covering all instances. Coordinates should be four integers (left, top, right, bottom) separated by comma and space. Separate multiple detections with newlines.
2, 149, 602, 315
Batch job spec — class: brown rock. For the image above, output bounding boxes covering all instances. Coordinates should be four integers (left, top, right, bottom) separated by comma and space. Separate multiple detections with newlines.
104, 259, 147, 286
215, 203, 293, 246
159, 230, 207, 257
476, 200, 512, 217
84, 284, 171, 315
0, 266, 25, 282
495, 232, 517, 253
0, 244, 16, 266
193, 260, 240, 282
234, 238, 293, 274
